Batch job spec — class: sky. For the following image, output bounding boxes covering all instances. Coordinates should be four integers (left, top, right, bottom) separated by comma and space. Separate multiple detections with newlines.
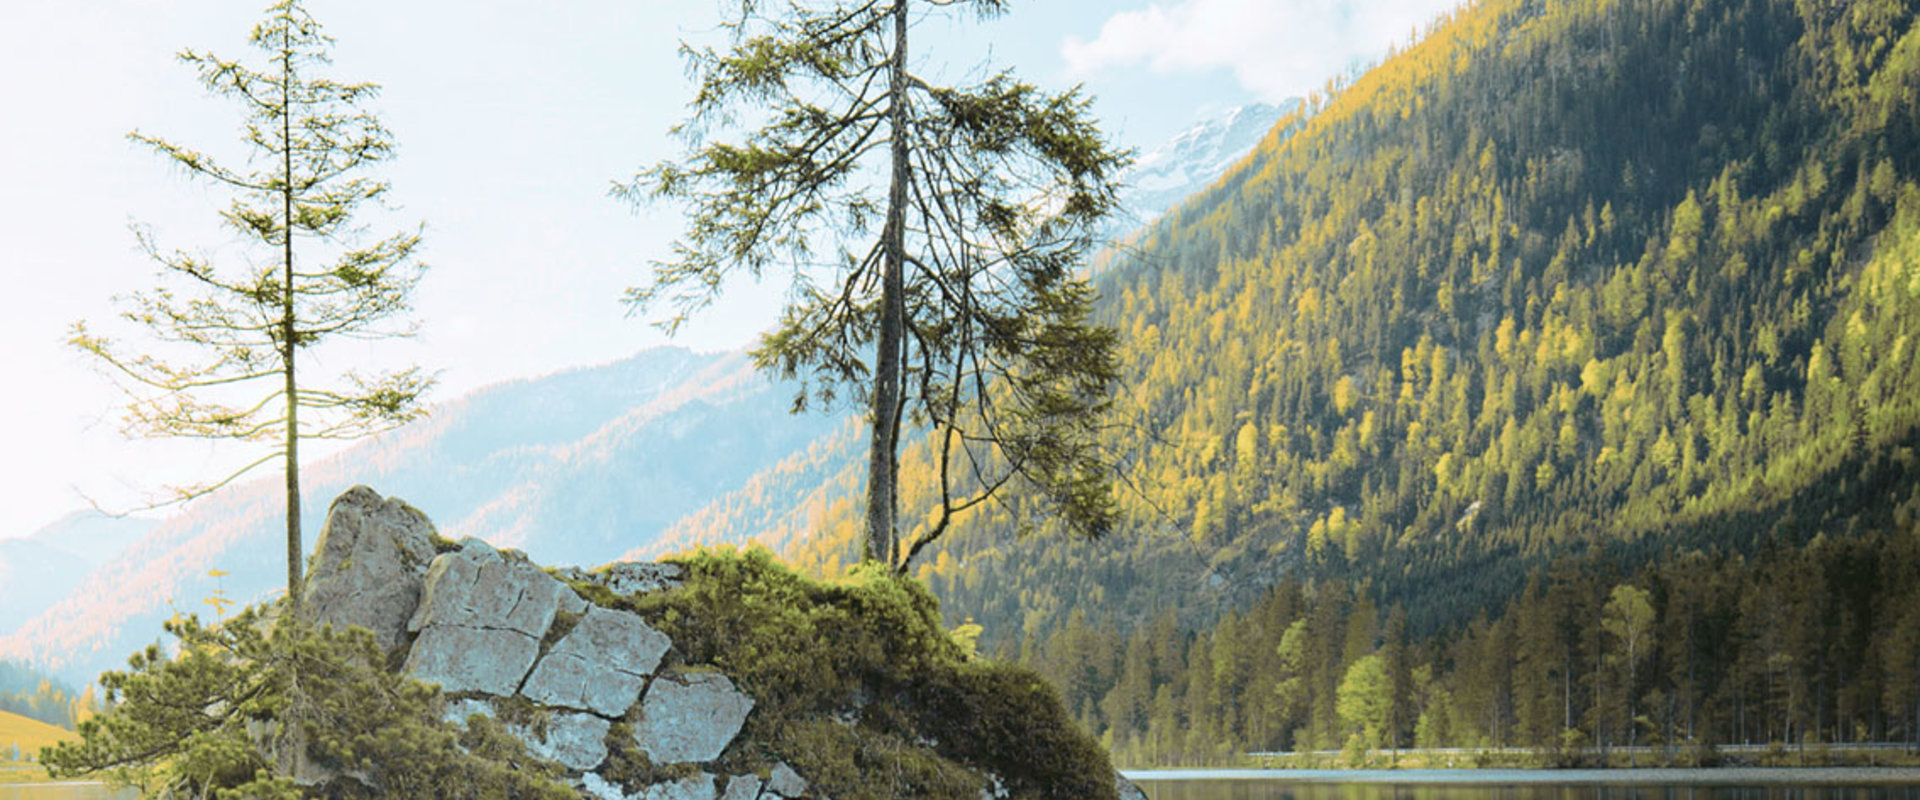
0, 0, 1459, 539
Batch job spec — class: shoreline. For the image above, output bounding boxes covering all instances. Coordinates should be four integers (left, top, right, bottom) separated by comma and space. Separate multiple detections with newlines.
1120, 767, 1920, 785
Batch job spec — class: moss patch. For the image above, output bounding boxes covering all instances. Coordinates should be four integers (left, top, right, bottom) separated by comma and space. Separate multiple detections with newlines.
627, 547, 1117, 800
427, 532, 461, 554
602, 721, 704, 794
540, 609, 583, 653
488, 693, 553, 739
557, 574, 621, 609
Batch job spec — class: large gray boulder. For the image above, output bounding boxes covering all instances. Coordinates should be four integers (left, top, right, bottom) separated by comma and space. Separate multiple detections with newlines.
511, 711, 611, 772
403, 539, 572, 695
632, 673, 754, 764
406, 625, 541, 696
300, 486, 437, 651
522, 606, 671, 717
1115, 773, 1149, 800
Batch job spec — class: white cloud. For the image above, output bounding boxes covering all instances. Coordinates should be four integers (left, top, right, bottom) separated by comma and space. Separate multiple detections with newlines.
1062, 0, 1462, 102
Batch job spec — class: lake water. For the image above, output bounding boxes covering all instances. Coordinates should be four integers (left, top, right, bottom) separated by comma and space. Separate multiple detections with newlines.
1125, 769, 1920, 800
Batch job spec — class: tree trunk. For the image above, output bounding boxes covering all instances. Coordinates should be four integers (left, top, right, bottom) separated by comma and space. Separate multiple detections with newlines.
865, 0, 909, 567
280, 34, 303, 609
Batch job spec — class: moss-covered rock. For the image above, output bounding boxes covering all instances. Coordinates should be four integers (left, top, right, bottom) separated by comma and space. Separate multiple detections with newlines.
624, 547, 1120, 800
52, 486, 1118, 799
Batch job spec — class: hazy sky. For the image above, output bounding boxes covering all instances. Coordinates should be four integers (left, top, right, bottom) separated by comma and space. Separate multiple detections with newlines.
0, 0, 1457, 539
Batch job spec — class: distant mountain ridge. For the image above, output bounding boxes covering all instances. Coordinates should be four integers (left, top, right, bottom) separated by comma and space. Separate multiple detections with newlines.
1, 347, 845, 685
0, 512, 155, 636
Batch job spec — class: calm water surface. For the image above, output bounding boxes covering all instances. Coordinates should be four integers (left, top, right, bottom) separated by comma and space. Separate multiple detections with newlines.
1127, 770, 1920, 800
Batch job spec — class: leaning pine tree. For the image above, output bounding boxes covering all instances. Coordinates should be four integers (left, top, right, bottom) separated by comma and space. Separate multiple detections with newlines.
72, 0, 431, 610
622, 0, 1131, 571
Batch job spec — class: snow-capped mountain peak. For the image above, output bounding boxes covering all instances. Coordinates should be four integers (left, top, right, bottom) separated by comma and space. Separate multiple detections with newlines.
1117, 100, 1300, 228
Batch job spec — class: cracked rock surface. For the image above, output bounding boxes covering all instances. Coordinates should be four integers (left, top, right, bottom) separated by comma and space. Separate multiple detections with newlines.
512, 711, 612, 772
522, 606, 670, 716
632, 672, 755, 765
299, 486, 437, 651
298, 488, 832, 799
404, 538, 571, 695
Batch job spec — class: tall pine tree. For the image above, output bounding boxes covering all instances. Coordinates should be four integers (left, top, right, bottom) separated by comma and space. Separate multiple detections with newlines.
622, 0, 1130, 570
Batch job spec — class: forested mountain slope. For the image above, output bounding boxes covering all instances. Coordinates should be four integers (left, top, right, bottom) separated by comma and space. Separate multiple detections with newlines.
1075, 0, 1920, 629
697, 0, 1920, 656
983, 0, 1920, 762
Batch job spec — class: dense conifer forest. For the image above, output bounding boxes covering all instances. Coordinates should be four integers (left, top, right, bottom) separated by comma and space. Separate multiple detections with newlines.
687, 0, 1920, 763
1025, 525, 1920, 765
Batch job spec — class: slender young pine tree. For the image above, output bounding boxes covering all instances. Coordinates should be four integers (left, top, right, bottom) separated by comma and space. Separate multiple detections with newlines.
72, 0, 431, 609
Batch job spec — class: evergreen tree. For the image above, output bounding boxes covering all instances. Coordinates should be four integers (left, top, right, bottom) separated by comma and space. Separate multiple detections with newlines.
622, 0, 1129, 570
42, 608, 573, 799
71, 0, 431, 608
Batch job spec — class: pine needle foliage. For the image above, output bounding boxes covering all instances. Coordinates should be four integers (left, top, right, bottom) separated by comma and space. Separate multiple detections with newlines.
41, 607, 574, 799
70, 0, 432, 607
620, 0, 1131, 571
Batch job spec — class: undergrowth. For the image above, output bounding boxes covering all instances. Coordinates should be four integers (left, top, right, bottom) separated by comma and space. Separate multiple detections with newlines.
624, 546, 1117, 800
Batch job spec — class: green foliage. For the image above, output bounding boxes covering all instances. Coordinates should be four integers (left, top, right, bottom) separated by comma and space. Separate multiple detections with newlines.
1029, 517, 1920, 767
726, 0, 1920, 739
1335, 654, 1391, 751
627, 547, 1117, 800
41, 606, 573, 799
68, 0, 432, 602
624, 0, 1128, 568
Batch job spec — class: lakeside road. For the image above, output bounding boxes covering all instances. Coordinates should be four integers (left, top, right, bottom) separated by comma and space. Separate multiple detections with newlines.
1121, 768, 1920, 785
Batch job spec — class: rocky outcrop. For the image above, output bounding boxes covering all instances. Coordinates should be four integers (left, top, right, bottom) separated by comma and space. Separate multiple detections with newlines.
634, 774, 715, 800
719, 775, 762, 800
301, 487, 799, 800
300, 486, 437, 651
765, 762, 808, 798
301, 486, 1124, 800
555, 562, 687, 596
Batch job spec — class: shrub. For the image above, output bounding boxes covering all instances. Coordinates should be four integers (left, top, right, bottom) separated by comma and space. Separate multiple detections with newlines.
42, 605, 574, 799
628, 547, 1118, 800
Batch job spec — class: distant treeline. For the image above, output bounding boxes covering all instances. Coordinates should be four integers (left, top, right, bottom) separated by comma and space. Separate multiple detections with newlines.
0, 661, 92, 730
1020, 523, 1920, 767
